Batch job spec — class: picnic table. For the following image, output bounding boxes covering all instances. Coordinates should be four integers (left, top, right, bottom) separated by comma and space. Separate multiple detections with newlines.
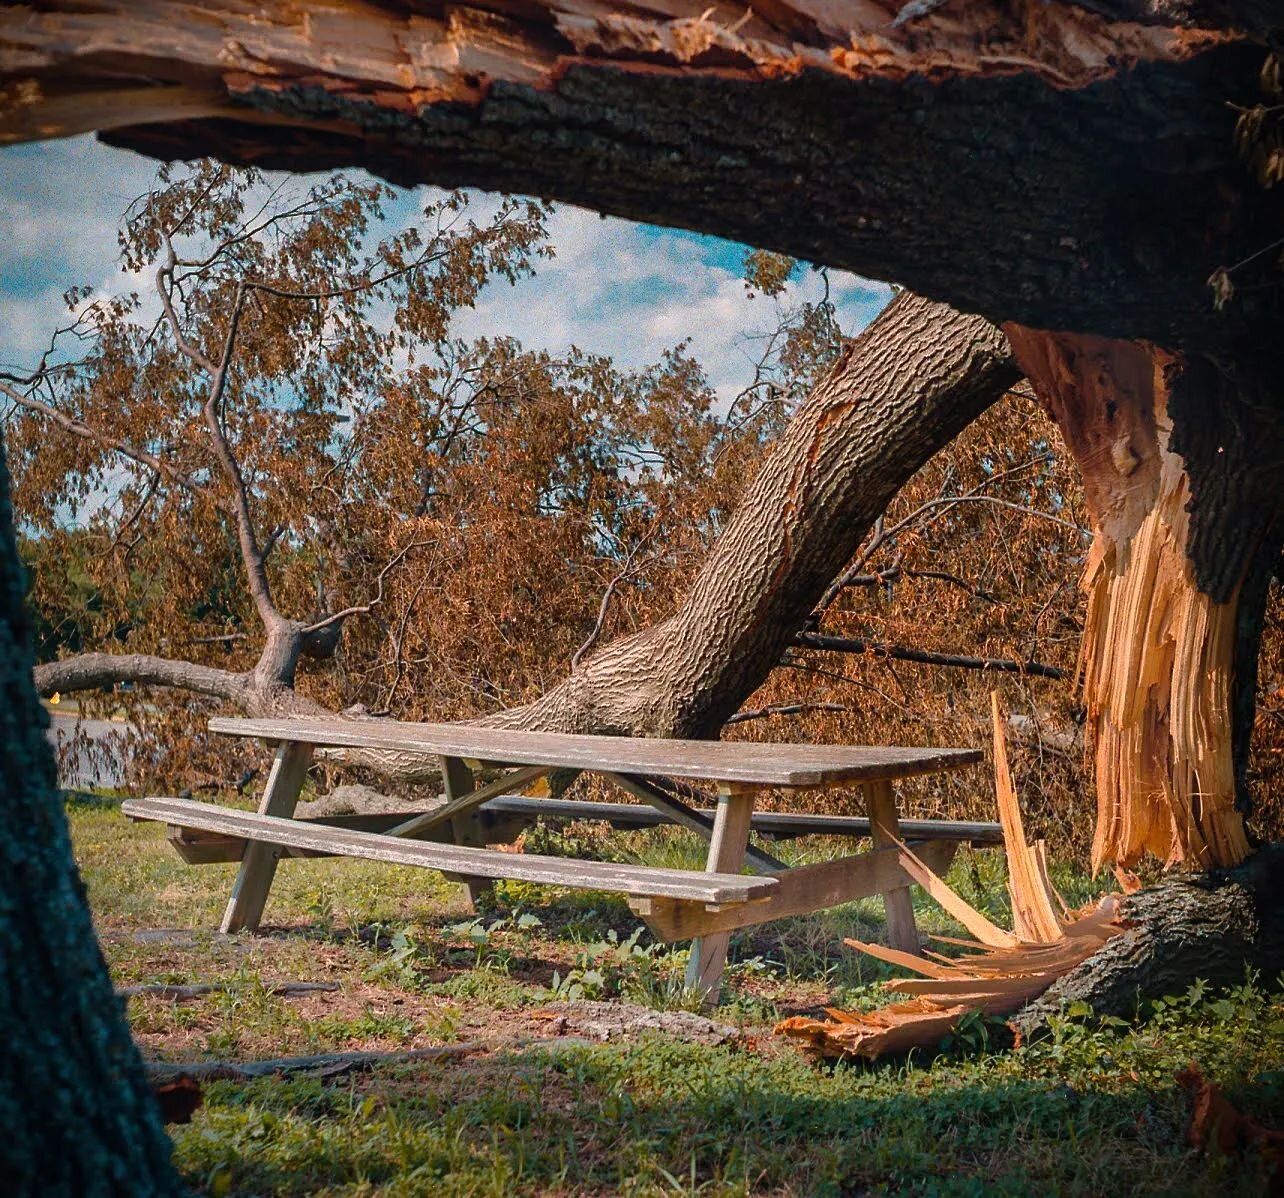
122, 716, 990, 1000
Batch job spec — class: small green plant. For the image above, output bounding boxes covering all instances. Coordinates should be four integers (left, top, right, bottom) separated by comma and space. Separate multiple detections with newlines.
545, 927, 699, 1010
363, 926, 435, 988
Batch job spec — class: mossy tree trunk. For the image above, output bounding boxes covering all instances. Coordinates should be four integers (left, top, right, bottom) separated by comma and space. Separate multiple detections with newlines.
0, 429, 181, 1195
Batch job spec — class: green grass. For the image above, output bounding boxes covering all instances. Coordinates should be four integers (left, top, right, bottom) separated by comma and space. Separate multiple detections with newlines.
70, 802, 1284, 1195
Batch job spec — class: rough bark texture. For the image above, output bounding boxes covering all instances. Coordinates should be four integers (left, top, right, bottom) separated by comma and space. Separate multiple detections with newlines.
0, 431, 181, 1193
1007, 328, 1283, 871
1014, 845, 1284, 1032
487, 291, 1019, 739
2, 2, 1280, 352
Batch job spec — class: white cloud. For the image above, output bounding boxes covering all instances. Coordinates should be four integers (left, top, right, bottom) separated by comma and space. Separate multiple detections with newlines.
449, 203, 891, 402
1, 137, 892, 401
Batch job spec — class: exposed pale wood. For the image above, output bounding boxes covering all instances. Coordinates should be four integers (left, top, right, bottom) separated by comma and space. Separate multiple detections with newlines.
842, 938, 955, 977
686, 788, 756, 1001
866, 779, 920, 954
220, 741, 311, 933
990, 693, 1064, 943
892, 839, 1019, 949
208, 716, 981, 787
630, 846, 912, 941
605, 772, 787, 873
123, 797, 777, 904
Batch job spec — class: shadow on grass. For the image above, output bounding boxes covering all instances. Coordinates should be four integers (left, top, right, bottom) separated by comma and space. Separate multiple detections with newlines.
171, 1036, 1282, 1197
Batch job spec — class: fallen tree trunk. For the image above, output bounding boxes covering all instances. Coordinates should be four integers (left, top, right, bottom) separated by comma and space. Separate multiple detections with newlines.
1, 2, 1279, 352
32, 291, 1018, 787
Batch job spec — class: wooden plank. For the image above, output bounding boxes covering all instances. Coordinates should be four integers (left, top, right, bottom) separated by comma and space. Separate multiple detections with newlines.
208, 716, 981, 788
383, 764, 550, 839
866, 779, 921, 955
122, 797, 778, 904
441, 755, 492, 910
631, 846, 913, 940
220, 741, 311, 934
686, 788, 755, 1001
605, 773, 787, 873
163, 815, 991, 868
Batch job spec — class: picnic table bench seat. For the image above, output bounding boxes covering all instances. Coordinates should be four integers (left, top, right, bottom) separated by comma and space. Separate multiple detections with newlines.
125, 715, 986, 1002
120, 797, 776, 905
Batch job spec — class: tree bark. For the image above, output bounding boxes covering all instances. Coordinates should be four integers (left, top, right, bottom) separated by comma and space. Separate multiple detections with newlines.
489, 291, 1019, 738
0, 431, 181, 1193
1013, 845, 1284, 1033
1, 2, 1279, 353
1006, 327, 1284, 871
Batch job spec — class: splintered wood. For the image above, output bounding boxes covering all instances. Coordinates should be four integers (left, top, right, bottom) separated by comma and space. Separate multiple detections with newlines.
1077, 450, 1249, 872
1003, 326, 1250, 873
775, 694, 1125, 1060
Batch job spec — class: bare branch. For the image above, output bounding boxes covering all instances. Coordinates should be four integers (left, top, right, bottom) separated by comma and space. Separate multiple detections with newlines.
571, 526, 659, 670
0, 381, 208, 500
725, 700, 853, 724
33, 653, 249, 701
301, 540, 432, 635
792, 632, 1066, 679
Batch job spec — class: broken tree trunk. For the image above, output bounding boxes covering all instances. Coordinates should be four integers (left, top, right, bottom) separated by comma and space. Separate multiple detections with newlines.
1013, 844, 1284, 1035
1, 2, 1279, 353
1006, 328, 1284, 872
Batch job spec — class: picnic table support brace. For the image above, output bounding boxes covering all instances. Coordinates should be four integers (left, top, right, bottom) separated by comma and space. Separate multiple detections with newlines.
220, 740, 312, 933
866, 778, 921, 954
686, 784, 756, 1004
440, 755, 493, 911
605, 772, 787, 874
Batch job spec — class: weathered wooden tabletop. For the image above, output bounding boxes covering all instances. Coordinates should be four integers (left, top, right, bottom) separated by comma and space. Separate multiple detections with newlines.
209, 716, 980, 787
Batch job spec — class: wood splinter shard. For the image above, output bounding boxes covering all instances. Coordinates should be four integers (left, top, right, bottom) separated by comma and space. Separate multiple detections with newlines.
776, 691, 1125, 1060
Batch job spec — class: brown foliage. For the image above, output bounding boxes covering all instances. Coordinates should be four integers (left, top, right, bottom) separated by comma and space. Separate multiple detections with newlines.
7, 164, 1282, 859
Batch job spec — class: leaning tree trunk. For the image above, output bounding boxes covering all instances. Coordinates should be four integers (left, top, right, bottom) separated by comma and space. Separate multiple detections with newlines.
0, 431, 180, 1193
486, 290, 1019, 738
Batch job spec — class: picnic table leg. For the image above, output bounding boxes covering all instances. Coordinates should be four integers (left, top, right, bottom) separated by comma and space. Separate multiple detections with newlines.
865, 778, 921, 955
442, 755, 493, 911
685, 784, 755, 1004
221, 741, 312, 934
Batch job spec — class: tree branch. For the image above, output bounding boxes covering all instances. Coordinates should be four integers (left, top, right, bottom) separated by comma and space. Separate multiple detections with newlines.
0, 381, 207, 500
571, 526, 658, 670
301, 540, 432, 635
725, 700, 853, 724
792, 632, 1066, 678
33, 653, 249, 701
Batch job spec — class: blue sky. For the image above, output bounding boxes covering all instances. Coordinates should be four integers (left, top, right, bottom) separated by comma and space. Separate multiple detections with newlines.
0, 135, 891, 402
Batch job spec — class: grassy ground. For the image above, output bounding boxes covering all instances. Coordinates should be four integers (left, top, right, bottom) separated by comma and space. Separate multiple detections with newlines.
70, 795, 1284, 1196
